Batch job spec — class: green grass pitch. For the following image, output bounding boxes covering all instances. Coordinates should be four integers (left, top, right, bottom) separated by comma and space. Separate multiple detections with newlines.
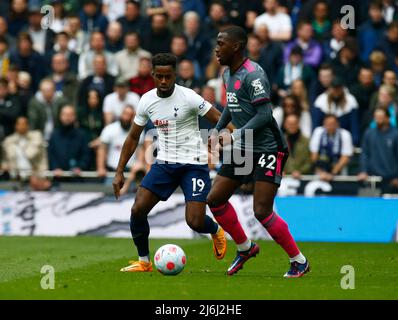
0, 236, 397, 300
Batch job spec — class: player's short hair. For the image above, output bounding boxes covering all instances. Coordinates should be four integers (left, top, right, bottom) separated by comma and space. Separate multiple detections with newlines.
152, 53, 177, 70
221, 26, 248, 51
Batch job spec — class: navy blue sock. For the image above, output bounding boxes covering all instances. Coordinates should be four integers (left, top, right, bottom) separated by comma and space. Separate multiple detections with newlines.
130, 215, 150, 257
197, 215, 219, 234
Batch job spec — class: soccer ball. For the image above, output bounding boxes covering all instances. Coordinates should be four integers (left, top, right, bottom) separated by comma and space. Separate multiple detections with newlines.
154, 244, 186, 275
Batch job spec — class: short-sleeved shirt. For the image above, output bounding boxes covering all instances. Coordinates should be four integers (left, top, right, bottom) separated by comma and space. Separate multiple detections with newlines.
134, 84, 212, 164
223, 58, 288, 153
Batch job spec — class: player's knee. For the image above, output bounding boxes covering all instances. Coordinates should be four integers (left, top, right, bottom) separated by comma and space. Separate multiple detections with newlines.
186, 216, 203, 232
131, 205, 147, 220
253, 202, 273, 221
206, 194, 225, 209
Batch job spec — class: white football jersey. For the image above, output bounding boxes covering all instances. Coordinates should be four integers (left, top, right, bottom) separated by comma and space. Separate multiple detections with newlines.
134, 85, 212, 164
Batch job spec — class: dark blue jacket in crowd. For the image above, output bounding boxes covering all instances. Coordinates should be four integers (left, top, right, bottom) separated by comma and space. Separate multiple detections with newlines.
181, 0, 206, 18
360, 126, 398, 179
79, 10, 109, 34
186, 33, 212, 77
48, 127, 91, 171
375, 35, 398, 69
10, 50, 48, 91
258, 41, 284, 86
357, 21, 387, 62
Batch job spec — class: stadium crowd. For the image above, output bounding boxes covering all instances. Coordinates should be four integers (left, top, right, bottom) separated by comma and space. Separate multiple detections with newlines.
0, 0, 397, 193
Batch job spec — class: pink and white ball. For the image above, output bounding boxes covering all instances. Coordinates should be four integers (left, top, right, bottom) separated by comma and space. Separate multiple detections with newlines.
154, 244, 186, 275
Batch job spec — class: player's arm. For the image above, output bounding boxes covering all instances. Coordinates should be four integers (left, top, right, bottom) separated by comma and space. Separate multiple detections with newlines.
113, 122, 145, 199
204, 106, 234, 132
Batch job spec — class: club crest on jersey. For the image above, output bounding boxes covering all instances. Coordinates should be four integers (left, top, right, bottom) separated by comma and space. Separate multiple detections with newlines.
251, 78, 265, 96
174, 107, 179, 117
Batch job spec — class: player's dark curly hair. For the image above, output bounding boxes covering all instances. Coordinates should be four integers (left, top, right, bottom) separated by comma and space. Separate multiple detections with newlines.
152, 53, 177, 70
222, 26, 248, 51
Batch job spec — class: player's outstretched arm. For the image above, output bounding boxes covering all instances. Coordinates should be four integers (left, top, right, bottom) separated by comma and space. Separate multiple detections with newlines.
112, 123, 145, 199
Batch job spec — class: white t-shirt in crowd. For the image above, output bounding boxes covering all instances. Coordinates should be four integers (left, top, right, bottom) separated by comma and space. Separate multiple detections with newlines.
103, 92, 141, 118
102, 0, 126, 21
100, 121, 136, 170
254, 12, 292, 37
134, 84, 212, 165
310, 126, 354, 157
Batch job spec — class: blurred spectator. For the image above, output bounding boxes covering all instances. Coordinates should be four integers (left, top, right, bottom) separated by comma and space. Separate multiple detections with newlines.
103, 78, 140, 125
284, 21, 323, 69
176, 59, 202, 93
310, 114, 354, 181
129, 56, 155, 96
0, 37, 10, 78
79, 0, 109, 34
349, 67, 378, 135
276, 46, 315, 98
311, 0, 331, 42
105, 21, 124, 53
0, 78, 22, 140
16, 71, 33, 116
247, 33, 262, 64
309, 63, 334, 104
171, 35, 200, 75
290, 79, 310, 117
0, 17, 16, 51
7, 0, 29, 37
78, 88, 104, 152
255, 24, 283, 86
145, 0, 167, 17
376, 21, 398, 68
183, 11, 211, 77
48, 105, 91, 177
368, 85, 398, 129
2, 116, 50, 190
204, 1, 229, 42
283, 114, 311, 178
102, 0, 126, 22
28, 7, 55, 55
322, 20, 349, 61
273, 94, 312, 138
6, 64, 19, 95
49, 53, 79, 105
142, 13, 173, 55
117, 0, 149, 37
198, 85, 223, 130
10, 32, 47, 91
97, 106, 141, 177
47, 0, 67, 33
359, 107, 398, 194
28, 78, 68, 140
115, 32, 151, 81
223, 0, 262, 29
330, 40, 361, 88
312, 77, 360, 146
381, 0, 398, 24
78, 54, 116, 107
358, 1, 387, 63
78, 31, 118, 80
369, 50, 388, 87
179, 0, 206, 17
166, 0, 184, 36
46, 31, 79, 74
64, 14, 89, 55
254, 0, 292, 42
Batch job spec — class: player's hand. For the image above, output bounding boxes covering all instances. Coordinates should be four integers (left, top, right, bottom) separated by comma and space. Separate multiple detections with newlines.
208, 134, 219, 154
218, 131, 232, 148
113, 172, 125, 200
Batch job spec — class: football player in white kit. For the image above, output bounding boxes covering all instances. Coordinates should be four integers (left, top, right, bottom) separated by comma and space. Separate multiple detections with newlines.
113, 53, 228, 272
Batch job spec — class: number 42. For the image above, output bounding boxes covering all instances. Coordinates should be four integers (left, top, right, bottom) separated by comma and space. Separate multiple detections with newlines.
258, 154, 276, 170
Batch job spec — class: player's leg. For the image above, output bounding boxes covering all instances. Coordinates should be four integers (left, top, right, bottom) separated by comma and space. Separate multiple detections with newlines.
180, 165, 226, 259
120, 186, 160, 272
207, 174, 259, 275
207, 175, 249, 248
253, 151, 309, 278
184, 201, 227, 259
